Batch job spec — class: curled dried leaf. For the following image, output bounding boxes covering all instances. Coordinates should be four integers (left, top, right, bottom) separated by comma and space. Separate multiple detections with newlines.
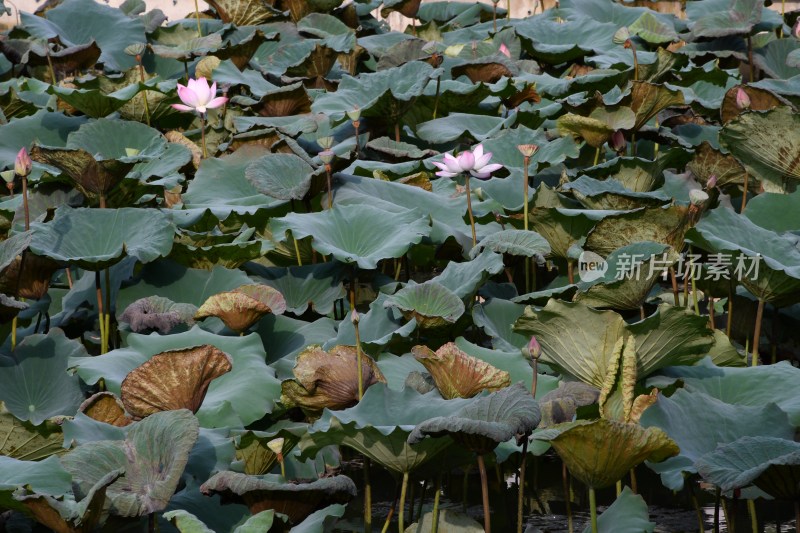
79, 392, 132, 427
411, 343, 510, 399
195, 284, 286, 332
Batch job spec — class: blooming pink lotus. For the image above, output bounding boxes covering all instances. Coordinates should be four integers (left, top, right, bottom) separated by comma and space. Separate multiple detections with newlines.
172, 77, 227, 114
432, 144, 503, 179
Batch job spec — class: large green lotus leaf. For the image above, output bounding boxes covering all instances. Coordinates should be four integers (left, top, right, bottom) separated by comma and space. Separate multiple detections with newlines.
70, 326, 280, 427
199, 472, 356, 524
21, 0, 145, 71
66, 118, 167, 159
0, 329, 86, 426
513, 300, 714, 388
384, 281, 464, 329
408, 383, 541, 454
580, 486, 655, 533
743, 190, 800, 232
245, 153, 315, 202
50, 83, 144, 119
695, 436, 800, 499
563, 177, 670, 211
431, 250, 504, 300
469, 229, 550, 260
719, 107, 800, 192
310, 61, 436, 120
271, 205, 431, 270
300, 384, 471, 474
183, 146, 287, 217
416, 113, 511, 144
165, 509, 284, 533
628, 12, 678, 44
0, 410, 64, 461
0, 110, 86, 169
289, 503, 345, 533
639, 389, 794, 490
585, 205, 688, 256
233, 421, 309, 475
150, 26, 223, 60
647, 360, 800, 426
246, 262, 345, 316
0, 456, 71, 511
471, 299, 528, 352
686, 141, 747, 189
687, 0, 764, 38
533, 418, 678, 489
30, 207, 175, 270
528, 207, 614, 260
61, 410, 199, 517
332, 292, 417, 351
687, 207, 800, 306
514, 17, 618, 64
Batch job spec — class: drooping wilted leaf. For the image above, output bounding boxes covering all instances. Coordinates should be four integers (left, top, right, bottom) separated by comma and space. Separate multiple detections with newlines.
629, 82, 685, 131
686, 141, 747, 189
61, 410, 199, 517
0, 410, 66, 460
539, 382, 601, 427
411, 343, 510, 399
78, 392, 131, 427
719, 85, 784, 124
195, 284, 286, 332
384, 282, 465, 329
206, 0, 281, 25
118, 296, 197, 334
584, 205, 688, 256
280, 345, 386, 416
120, 345, 233, 419
687, 0, 764, 38
200, 472, 356, 524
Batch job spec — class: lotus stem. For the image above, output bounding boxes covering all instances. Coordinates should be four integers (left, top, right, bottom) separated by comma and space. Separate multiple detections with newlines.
593, 146, 600, 166
523, 155, 531, 293
353, 121, 361, 159
669, 267, 680, 305
289, 230, 302, 266
477, 455, 491, 533
563, 463, 573, 533
148, 512, 156, 533
689, 481, 704, 533
742, 173, 749, 210
462, 467, 469, 511
278, 454, 286, 478
45, 47, 56, 84
531, 359, 538, 398
714, 487, 721, 533
398, 471, 410, 533
747, 36, 754, 83
747, 499, 757, 533
192, 0, 202, 36
493, 3, 497, 32
726, 285, 734, 337
416, 479, 427, 522
567, 260, 575, 285
781, 0, 786, 37
431, 474, 442, 533
589, 487, 598, 533
200, 113, 208, 159
95, 271, 105, 354
394, 123, 401, 143
105, 268, 111, 351
326, 164, 333, 209
630, 42, 639, 82
433, 75, 442, 120
692, 273, 699, 315
465, 175, 477, 248
381, 483, 399, 533
355, 321, 364, 399
507, 0, 511, 20
517, 439, 528, 533
364, 458, 373, 533
640, 305, 646, 321
137, 60, 151, 126
21, 177, 29, 230
616, 480, 621, 496
752, 298, 765, 366
630, 467, 638, 493
654, 119, 660, 158
11, 316, 17, 350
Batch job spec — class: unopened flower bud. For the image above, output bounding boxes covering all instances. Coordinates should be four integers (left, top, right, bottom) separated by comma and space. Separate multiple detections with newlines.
517, 144, 539, 157
499, 43, 511, 58
735, 87, 751, 110
610, 130, 626, 152
523, 336, 542, 360
706, 175, 718, 190
14, 148, 31, 178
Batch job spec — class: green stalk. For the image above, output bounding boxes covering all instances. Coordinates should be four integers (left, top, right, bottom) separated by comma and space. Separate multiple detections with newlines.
563, 463, 573, 533
398, 471, 410, 533
200, 114, 208, 159
364, 458, 373, 533
752, 298, 765, 367
517, 439, 528, 533
589, 487, 598, 533
507, 0, 511, 20
193, 0, 202, 36
689, 480, 704, 533
21, 176, 29, 230
747, 499, 757, 533
523, 155, 530, 293
593, 146, 600, 166
95, 271, 105, 354
492, 3, 497, 32
465, 174, 477, 248
431, 474, 442, 533
11, 316, 17, 350
432, 77, 442, 119
137, 61, 151, 126
289, 231, 302, 266
477, 455, 491, 533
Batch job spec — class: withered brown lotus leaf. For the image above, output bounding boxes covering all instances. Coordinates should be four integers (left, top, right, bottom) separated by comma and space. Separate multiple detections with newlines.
119, 296, 197, 334
280, 345, 386, 415
195, 284, 286, 332
258, 83, 311, 117
0, 253, 60, 300
451, 61, 515, 84
411, 343, 510, 399
120, 345, 233, 418
687, 141, 748, 189
205, 0, 280, 26
29, 145, 132, 199
79, 392, 132, 427
720, 85, 785, 124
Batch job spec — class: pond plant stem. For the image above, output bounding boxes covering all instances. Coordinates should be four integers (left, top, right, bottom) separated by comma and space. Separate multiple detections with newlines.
193, 0, 202, 36
431, 474, 442, 533
465, 175, 477, 248
563, 463, 573, 533
670, 267, 680, 306
290, 231, 302, 266
477, 454, 491, 533
21, 175, 29, 230
747, 499, 757, 533
364, 458, 373, 533
752, 298, 765, 367
517, 439, 528, 533
95, 271, 105, 354
136, 58, 151, 126
398, 471, 410, 533
589, 487, 598, 533
742, 173, 749, 210
714, 487, 721, 533
689, 480, 704, 533
200, 114, 208, 159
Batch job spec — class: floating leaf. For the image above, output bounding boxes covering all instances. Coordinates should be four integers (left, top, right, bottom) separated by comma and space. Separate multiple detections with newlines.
384, 282, 465, 329
470, 229, 551, 260
411, 342, 510, 399
245, 153, 315, 201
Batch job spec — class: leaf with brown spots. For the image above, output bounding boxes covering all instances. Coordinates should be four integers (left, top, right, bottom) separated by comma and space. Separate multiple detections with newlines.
411, 342, 510, 399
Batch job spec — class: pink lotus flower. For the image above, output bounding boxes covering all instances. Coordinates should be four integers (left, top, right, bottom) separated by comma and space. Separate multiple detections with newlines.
172, 77, 227, 114
469, 144, 503, 179
499, 43, 511, 58
735, 87, 751, 110
432, 144, 503, 179
14, 148, 31, 177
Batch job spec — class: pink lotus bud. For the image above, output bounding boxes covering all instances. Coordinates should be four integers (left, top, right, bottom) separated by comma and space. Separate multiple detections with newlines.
525, 336, 542, 360
735, 87, 751, 110
499, 43, 511, 58
14, 148, 31, 178
610, 130, 626, 152
706, 175, 718, 189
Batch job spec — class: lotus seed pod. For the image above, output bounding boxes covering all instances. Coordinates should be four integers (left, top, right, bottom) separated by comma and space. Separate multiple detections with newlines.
1, 170, 15, 184
196, 56, 221, 80
317, 136, 335, 150
267, 438, 284, 455
319, 150, 335, 165
346, 106, 361, 122
613, 27, 631, 46
517, 144, 539, 157
689, 189, 709, 206
124, 43, 147, 57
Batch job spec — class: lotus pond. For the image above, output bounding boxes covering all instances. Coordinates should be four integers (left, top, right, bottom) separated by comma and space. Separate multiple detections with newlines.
2, 0, 800, 531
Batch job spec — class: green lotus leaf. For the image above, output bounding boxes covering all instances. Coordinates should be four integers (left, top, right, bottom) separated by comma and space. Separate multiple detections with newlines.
71, 326, 280, 427
310, 61, 437, 121
629, 82, 685, 132
628, 11, 678, 44
13, 469, 123, 533
1, 40, 101, 78
66, 117, 166, 160
0, 110, 86, 170
288, 503, 345, 532
165, 508, 285, 533
719, 107, 800, 192
585, 205, 689, 256
0, 408, 65, 460
246, 262, 345, 316
271, 205, 431, 270
233, 421, 309, 475
647, 359, 800, 426
245, 153, 315, 201
332, 292, 417, 350
61, 410, 199, 517
280, 345, 386, 416
687, 206, 800, 306
743, 190, 800, 232
120, 345, 232, 419
695, 436, 800, 499
119, 295, 197, 334
641, 388, 795, 490
21, 0, 145, 71
432, 250, 505, 300
515, 17, 619, 64
412, 342, 510, 399
580, 486, 655, 533
472, 299, 528, 352
384, 282, 464, 329
200, 472, 356, 524
470, 229, 550, 261
528, 207, 614, 260
150, 27, 223, 60
0, 455, 72, 511
415, 113, 510, 144
407, 509, 484, 532
687, 0, 764, 38
686, 141, 747, 189
0, 329, 85, 426
29, 206, 175, 270
514, 300, 715, 389
563, 177, 671, 211
300, 384, 472, 474
195, 284, 286, 332
365, 137, 436, 160
533, 418, 678, 489
50, 83, 144, 118
408, 383, 541, 454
